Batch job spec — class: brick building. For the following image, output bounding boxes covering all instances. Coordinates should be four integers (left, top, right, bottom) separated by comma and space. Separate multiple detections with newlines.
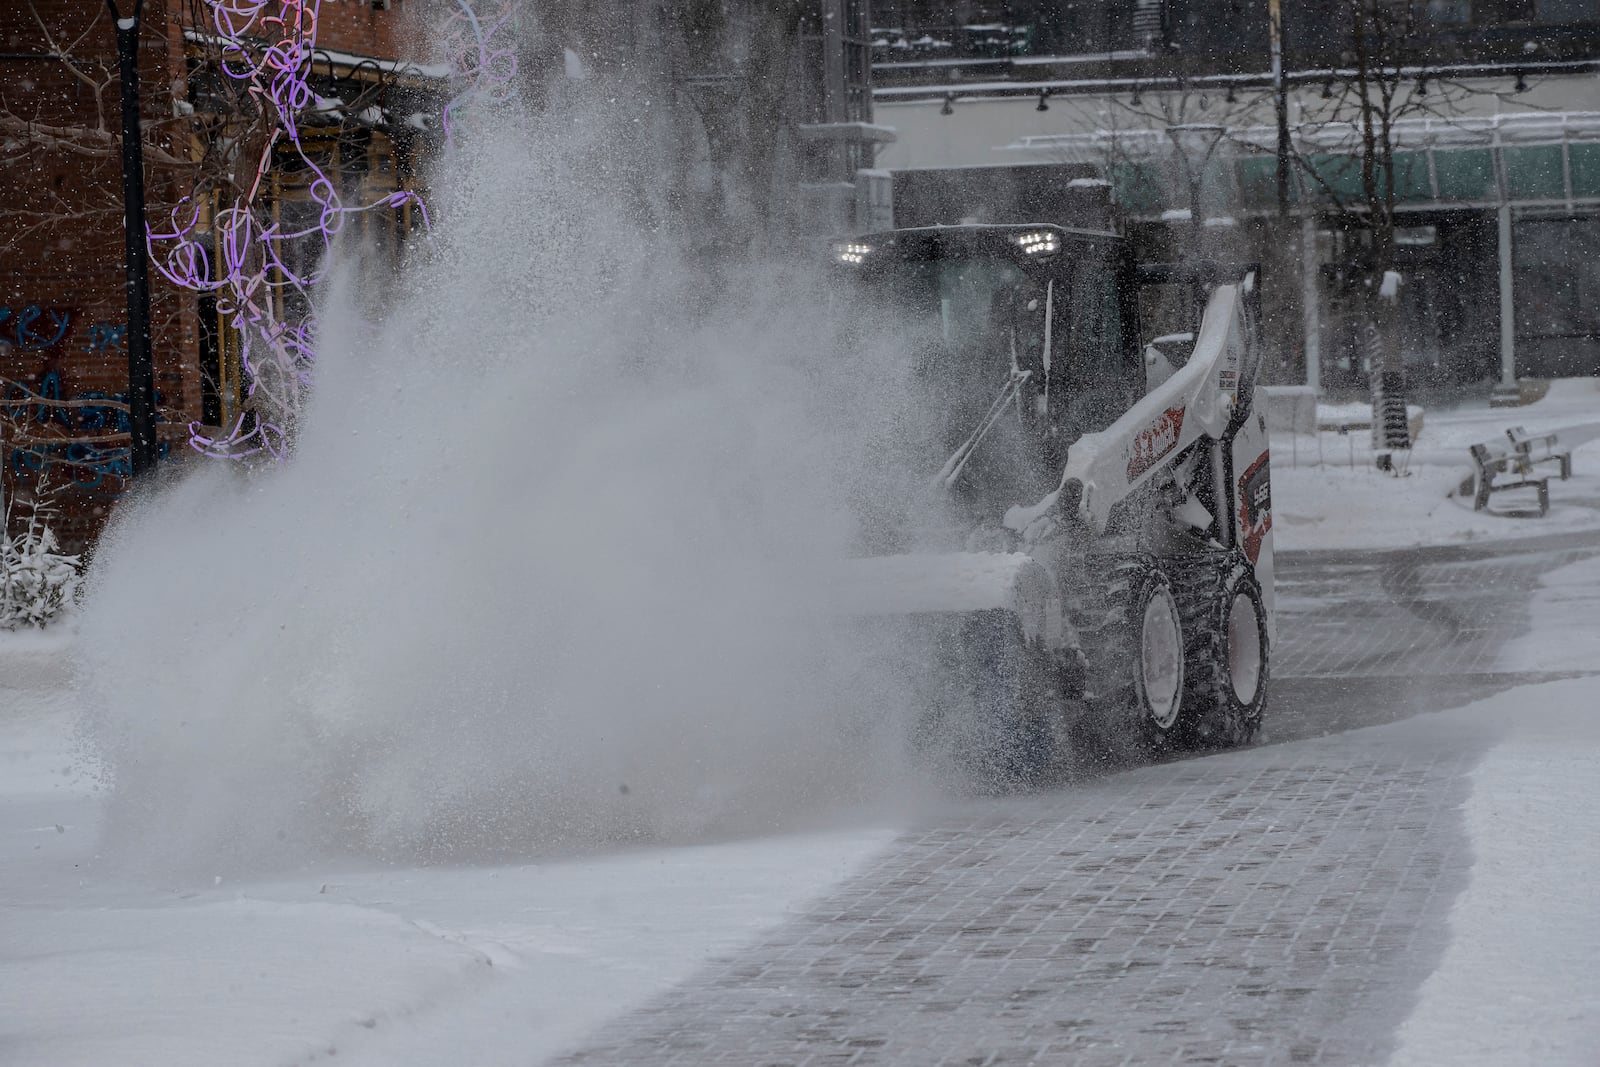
0, 0, 437, 549
2, 2, 888, 551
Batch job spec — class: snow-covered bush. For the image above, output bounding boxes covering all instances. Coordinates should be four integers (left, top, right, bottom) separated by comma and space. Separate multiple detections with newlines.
0, 517, 81, 630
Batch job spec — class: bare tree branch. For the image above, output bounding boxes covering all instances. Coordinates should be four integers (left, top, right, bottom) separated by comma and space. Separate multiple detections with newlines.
0, 113, 197, 168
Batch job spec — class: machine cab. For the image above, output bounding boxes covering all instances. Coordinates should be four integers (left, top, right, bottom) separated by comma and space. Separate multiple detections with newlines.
831, 225, 1146, 518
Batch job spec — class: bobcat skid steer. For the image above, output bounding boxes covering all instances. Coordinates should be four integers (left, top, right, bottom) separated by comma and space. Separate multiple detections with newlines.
827, 225, 1274, 782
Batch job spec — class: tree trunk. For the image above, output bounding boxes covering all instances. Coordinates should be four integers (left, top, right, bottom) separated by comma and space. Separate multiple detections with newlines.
1366, 276, 1411, 450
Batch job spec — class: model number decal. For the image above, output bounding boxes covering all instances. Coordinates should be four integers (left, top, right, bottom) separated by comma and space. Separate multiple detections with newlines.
1238, 451, 1272, 564
1127, 406, 1186, 480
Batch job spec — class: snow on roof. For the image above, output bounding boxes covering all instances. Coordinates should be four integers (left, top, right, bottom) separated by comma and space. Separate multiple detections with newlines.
996, 110, 1600, 160
796, 122, 899, 144
876, 58, 1599, 97
181, 28, 451, 81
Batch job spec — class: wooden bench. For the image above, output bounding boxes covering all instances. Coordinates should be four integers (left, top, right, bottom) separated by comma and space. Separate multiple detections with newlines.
1466, 441, 1556, 517
1463, 420, 1600, 517
1504, 425, 1574, 480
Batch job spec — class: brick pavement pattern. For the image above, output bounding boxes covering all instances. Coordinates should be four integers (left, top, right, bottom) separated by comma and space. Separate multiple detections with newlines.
555, 533, 1599, 1066
1274, 538, 1598, 679
560, 728, 1477, 1066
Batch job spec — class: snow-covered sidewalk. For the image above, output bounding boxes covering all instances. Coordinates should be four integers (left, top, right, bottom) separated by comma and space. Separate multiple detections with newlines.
1390, 675, 1600, 1066
6, 558, 1597, 1064
1, 823, 895, 1067
1391, 546, 1600, 1063
0, 668, 902, 1067
0, 637, 898, 1066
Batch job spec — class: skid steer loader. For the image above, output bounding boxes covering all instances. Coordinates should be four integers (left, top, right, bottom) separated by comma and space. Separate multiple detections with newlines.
827, 225, 1274, 781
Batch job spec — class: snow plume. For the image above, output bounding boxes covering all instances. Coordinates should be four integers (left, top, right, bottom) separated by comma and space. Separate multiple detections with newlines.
76, 70, 938, 880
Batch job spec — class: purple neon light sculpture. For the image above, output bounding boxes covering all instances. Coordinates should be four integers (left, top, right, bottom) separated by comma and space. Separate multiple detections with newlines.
149, 0, 459, 460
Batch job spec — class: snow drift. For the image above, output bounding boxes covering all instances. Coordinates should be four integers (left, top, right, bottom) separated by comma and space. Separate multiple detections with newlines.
75, 74, 938, 879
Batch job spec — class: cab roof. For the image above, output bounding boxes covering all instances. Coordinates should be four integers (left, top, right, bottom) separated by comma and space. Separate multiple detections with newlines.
848, 224, 1123, 262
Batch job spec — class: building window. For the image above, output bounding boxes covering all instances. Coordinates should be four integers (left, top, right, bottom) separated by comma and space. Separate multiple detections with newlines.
1423, 0, 1595, 25
1476, 0, 1536, 22
1514, 216, 1600, 377
1535, 0, 1599, 21
1425, 0, 1471, 23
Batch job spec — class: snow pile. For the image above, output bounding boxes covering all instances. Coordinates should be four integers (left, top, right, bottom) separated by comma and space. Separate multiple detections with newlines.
1313, 399, 1424, 428
75, 76, 936, 879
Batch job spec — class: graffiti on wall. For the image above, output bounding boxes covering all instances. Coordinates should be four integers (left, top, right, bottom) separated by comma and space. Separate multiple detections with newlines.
2, 371, 167, 491
85, 322, 127, 353
0, 306, 75, 351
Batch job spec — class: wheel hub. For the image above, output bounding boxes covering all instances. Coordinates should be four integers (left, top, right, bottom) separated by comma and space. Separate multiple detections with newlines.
1140, 587, 1184, 729
1227, 591, 1263, 705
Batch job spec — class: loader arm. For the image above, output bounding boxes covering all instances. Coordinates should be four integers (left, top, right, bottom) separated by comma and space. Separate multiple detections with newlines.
1006, 282, 1259, 538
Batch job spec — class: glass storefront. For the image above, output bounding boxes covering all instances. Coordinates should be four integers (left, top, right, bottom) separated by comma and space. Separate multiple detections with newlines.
1513, 214, 1600, 377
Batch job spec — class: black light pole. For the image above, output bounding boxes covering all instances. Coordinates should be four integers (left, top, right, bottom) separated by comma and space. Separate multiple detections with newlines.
107, 0, 159, 476
1270, 0, 1290, 218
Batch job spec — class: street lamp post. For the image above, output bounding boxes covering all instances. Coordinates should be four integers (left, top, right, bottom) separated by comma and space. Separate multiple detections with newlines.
1269, 0, 1321, 392
106, 0, 159, 476
1270, 0, 1289, 218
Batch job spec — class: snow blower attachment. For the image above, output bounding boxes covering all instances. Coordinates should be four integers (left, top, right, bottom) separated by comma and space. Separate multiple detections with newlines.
828, 225, 1274, 783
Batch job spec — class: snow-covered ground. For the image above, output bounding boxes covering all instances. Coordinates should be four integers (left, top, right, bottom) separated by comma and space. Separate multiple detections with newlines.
1388, 676, 1600, 1066
1272, 378, 1600, 551
2, 382, 1596, 1064
1273, 390, 1600, 1063
1390, 553, 1600, 1065
0, 636, 897, 1066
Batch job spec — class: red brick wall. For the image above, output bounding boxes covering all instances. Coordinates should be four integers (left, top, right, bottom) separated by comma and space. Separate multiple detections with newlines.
311, 0, 420, 58
0, 1, 415, 550
0, 1, 197, 549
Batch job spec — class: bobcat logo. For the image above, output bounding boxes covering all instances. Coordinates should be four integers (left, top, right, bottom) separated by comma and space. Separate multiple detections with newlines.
1126, 406, 1186, 480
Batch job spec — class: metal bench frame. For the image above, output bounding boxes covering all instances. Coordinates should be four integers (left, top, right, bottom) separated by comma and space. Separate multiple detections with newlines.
1462, 419, 1597, 517
1465, 441, 1542, 518
1504, 425, 1574, 480
1467, 436, 1567, 517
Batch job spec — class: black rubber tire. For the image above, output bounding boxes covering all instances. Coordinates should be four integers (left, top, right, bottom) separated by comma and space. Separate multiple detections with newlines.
1075, 556, 1188, 759
1173, 555, 1269, 749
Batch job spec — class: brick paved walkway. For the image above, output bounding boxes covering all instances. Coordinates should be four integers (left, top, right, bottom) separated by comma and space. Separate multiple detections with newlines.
1274, 536, 1600, 680
560, 726, 1481, 1066
1270, 531, 1600, 741
552, 532, 1599, 1066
